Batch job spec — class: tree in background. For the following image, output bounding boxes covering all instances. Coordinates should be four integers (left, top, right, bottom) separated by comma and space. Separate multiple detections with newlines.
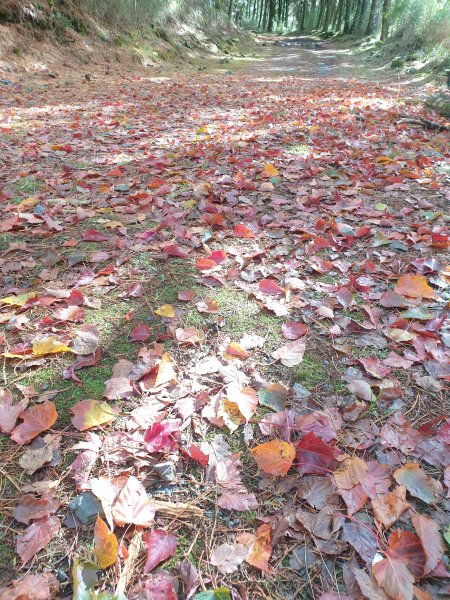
227, 0, 450, 49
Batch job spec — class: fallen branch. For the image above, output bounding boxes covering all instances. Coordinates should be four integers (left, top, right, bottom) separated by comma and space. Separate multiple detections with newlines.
398, 114, 449, 132
154, 499, 203, 519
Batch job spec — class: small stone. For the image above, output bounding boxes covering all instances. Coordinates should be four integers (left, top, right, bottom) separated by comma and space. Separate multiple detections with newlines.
153, 461, 177, 481
68, 492, 104, 525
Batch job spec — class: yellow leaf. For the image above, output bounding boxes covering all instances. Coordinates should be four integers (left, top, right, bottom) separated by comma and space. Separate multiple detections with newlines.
32, 337, 72, 357
71, 400, 117, 431
94, 516, 118, 569
155, 304, 175, 318
16, 197, 39, 210
262, 163, 279, 178
154, 352, 177, 388
1, 292, 38, 306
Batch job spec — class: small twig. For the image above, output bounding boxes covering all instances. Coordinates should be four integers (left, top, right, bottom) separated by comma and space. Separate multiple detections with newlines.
398, 114, 449, 132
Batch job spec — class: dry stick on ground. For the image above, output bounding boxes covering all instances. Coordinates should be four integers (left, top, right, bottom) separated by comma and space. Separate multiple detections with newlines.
398, 114, 450, 132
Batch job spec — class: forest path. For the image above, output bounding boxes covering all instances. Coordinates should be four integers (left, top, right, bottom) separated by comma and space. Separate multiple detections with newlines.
0, 31, 449, 600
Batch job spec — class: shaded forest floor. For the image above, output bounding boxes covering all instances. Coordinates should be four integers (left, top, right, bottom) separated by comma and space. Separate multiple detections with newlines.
0, 36, 449, 600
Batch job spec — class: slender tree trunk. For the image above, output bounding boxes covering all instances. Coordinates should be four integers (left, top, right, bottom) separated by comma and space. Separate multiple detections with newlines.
356, 0, 371, 33
284, 0, 290, 27
316, 0, 326, 29
267, 0, 276, 31
366, 0, 382, 36
343, 0, 352, 34
228, 0, 234, 19
322, 0, 334, 32
380, 0, 391, 40
302, 0, 309, 30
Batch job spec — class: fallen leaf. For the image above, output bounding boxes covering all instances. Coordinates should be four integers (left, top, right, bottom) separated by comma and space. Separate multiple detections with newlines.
372, 486, 409, 528
296, 432, 339, 476
223, 342, 249, 360
237, 523, 272, 573
410, 513, 444, 576
11, 401, 58, 444
395, 274, 437, 300
112, 476, 155, 527
251, 440, 295, 476
130, 322, 151, 342
16, 516, 59, 565
394, 463, 443, 504
272, 338, 306, 367
373, 557, 414, 600
0, 388, 28, 433
94, 515, 118, 569
0, 573, 59, 600
71, 400, 117, 431
210, 543, 248, 574
13, 494, 60, 525
333, 456, 368, 490
155, 304, 175, 318
144, 529, 178, 573
386, 529, 425, 578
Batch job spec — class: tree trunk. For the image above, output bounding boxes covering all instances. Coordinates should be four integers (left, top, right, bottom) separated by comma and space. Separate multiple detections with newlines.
366, 0, 382, 36
228, 0, 234, 19
322, 0, 334, 32
380, 0, 391, 40
316, 0, 326, 29
284, 0, 290, 27
343, 0, 352, 34
267, 0, 276, 31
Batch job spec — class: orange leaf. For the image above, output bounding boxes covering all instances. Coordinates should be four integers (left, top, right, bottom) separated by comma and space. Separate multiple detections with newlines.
223, 342, 249, 361
11, 401, 58, 444
94, 516, 118, 569
195, 257, 218, 271
237, 523, 272, 573
395, 275, 437, 300
251, 440, 295, 476
262, 163, 279, 178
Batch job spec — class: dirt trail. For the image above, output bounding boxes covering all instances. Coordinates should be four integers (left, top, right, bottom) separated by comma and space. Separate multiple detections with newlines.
0, 34, 449, 600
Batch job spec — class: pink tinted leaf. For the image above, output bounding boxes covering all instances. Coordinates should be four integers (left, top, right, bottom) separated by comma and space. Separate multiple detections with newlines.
130, 323, 151, 342
281, 321, 308, 340
144, 529, 178, 573
16, 516, 59, 565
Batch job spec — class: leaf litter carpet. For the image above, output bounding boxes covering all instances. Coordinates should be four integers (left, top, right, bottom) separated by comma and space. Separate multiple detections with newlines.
0, 40, 449, 600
